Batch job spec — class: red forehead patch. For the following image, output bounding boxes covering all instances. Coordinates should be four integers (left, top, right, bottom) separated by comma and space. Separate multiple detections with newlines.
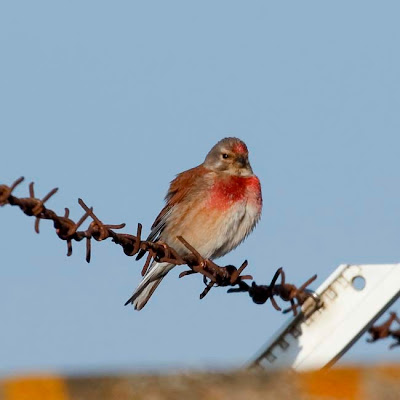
232, 141, 248, 154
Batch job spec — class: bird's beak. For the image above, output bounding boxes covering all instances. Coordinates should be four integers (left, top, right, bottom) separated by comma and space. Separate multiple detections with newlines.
236, 156, 247, 168
235, 155, 253, 175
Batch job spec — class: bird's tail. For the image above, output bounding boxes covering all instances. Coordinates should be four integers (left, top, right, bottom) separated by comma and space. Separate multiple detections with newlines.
124, 262, 173, 310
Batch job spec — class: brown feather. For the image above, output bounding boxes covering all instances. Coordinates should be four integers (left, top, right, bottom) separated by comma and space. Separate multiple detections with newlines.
153, 165, 208, 228
136, 165, 208, 260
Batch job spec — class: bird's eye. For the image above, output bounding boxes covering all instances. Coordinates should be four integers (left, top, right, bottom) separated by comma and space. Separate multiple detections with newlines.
222, 153, 229, 159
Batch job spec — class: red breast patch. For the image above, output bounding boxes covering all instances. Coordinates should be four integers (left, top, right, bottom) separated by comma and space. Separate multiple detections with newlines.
209, 175, 261, 210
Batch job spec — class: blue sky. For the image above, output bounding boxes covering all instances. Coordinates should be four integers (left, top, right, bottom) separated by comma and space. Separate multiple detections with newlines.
1, 1, 400, 375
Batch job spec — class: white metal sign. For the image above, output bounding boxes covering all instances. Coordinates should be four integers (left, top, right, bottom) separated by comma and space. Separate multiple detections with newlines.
250, 264, 400, 371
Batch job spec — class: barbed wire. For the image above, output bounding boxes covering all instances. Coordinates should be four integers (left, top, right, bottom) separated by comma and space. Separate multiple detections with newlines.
367, 312, 400, 349
1, 176, 318, 315
3, 176, 400, 350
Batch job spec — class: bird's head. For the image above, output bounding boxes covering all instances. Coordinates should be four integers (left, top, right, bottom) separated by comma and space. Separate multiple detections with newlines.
203, 137, 254, 176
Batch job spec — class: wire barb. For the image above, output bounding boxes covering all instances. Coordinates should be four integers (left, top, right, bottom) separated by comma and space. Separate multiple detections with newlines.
367, 312, 400, 349
228, 267, 318, 315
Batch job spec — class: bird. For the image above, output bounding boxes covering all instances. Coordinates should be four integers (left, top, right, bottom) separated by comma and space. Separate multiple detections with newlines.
125, 137, 262, 310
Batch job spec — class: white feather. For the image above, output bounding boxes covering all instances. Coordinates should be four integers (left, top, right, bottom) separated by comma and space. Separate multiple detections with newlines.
126, 262, 174, 310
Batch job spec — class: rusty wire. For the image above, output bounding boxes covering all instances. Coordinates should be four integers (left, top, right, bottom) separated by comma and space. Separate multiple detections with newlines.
367, 312, 400, 349
227, 268, 318, 316
1, 177, 319, 314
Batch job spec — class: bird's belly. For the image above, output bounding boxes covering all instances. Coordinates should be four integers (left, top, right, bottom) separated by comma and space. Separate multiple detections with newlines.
207, 200, 260, 259
162, 198, 260, 260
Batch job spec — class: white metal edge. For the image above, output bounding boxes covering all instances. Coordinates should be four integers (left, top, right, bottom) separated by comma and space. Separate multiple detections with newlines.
249, 264, 348, 365
250, 263, 400, 370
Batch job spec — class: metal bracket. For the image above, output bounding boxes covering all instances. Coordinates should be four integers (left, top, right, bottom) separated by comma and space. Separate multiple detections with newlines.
250, 264, 400, 371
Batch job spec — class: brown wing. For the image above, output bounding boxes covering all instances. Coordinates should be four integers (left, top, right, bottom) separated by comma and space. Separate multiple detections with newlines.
136, 165, 208, 260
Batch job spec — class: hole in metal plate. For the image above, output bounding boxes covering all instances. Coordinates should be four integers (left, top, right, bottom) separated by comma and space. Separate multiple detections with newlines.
266, 352, 277, 362
352, 275, 366, 291
278, 339, 289, 350
290, 326, 302, 338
